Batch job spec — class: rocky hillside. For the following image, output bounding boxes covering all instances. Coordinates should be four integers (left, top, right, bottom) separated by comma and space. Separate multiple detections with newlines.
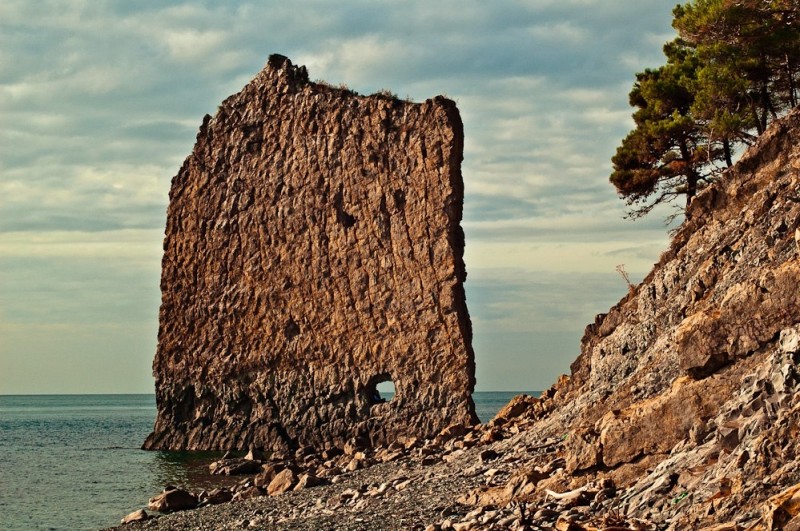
496, 106, 800, 529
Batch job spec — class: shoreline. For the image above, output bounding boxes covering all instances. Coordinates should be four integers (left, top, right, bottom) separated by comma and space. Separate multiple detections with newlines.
106, 399, 651, 531
108, 415, 549, 530
0, 392, 531, 531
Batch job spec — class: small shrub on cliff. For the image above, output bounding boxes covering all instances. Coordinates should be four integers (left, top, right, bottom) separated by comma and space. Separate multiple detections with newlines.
313, 79, 359, 96
374, 88, 398, 100
615, 264, 637, 296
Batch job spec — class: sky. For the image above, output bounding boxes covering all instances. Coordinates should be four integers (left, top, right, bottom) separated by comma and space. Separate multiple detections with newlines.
0, 0, 681, 394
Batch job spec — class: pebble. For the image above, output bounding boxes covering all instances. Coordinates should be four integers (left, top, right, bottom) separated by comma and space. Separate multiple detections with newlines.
120, 416, 661, 531
120, 509, 148, 524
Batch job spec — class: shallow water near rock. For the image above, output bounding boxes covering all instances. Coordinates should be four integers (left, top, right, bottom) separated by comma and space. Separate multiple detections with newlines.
0, 392, 531, 531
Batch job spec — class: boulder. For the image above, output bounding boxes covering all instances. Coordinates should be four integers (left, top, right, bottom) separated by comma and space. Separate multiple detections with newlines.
120, 509, 148, 524
294, 473, 327, 491
199, 487, 232, 506
147, 487, 197, 512
232, 485, 265, 501
490, 394, 539, 424
437, 423, 470, 442
267, 468, 297, 496
244, 447, 265, 461
209, 458, 262, 476
254, 462, 284, 487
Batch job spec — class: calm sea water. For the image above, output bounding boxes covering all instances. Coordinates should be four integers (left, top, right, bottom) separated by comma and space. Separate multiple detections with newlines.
0, 392, 534, 531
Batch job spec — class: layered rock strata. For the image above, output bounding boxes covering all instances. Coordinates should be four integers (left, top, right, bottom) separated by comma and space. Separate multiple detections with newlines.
491, 107, 800, 529
144, 55, 476, 452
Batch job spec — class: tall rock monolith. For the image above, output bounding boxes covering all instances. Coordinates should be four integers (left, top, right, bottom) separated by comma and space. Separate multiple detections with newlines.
143, 55, 477, 452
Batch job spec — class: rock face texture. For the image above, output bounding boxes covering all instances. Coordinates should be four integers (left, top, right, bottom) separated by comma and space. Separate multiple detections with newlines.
494, 108, 800, 529
144, 55, 476, 452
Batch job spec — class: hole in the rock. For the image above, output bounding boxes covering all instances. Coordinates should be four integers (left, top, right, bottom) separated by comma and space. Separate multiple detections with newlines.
376, 380, 396, 399
366, 374, 396, 404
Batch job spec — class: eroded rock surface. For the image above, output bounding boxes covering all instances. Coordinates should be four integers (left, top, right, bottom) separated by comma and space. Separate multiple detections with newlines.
492, 108, 800, 529
144, 55, 476, 452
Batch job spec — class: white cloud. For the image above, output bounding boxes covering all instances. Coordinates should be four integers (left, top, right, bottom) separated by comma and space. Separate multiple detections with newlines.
464, 237, 667, 275
298, 35, 412, 87
0, 229, 164, 261
162, 29, 228, 63
527, 21, 589, 43
0, 0, 679, 393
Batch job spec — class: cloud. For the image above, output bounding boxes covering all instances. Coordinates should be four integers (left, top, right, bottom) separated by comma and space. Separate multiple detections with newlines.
467, 269, 626, 331
0, 229, 162, 325
2, 0, 677, 236
1, 0, 680, 393
0, 164, 169, 232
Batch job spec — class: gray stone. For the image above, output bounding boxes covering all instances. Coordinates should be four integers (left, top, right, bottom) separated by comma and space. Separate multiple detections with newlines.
780, 326, 800, 354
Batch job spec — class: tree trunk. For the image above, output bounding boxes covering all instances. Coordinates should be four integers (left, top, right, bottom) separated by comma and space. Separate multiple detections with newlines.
679, 139, 699, 212
760, 81, 770, 132
724, 138, 733, 168
685, 173, 699, 210
752, 104, 765, 135
768, 93, 779, 120
787, 54, 797, 108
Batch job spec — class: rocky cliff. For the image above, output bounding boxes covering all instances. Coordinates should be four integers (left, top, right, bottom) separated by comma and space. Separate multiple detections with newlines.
144, 55, 477, 452
490, 108, 800, 529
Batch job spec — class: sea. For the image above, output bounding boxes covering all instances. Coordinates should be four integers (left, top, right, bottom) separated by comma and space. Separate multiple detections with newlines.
0, 392, 534, 531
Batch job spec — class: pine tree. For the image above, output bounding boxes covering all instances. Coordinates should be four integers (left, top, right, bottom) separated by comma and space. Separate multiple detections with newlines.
610, 40, 725, 218
674, 0, 800, 136
611, 0, 800, 220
